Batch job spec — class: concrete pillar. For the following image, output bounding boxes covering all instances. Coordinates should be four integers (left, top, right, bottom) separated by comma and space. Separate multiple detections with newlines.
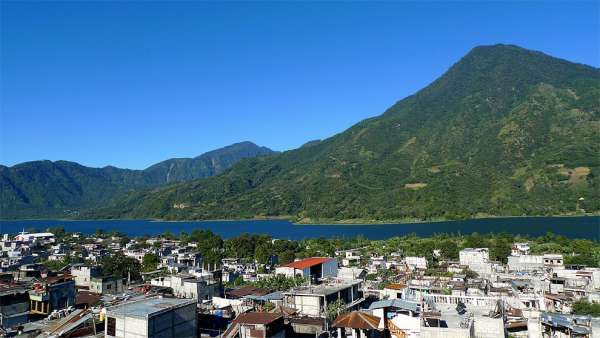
337, 328, 343, 338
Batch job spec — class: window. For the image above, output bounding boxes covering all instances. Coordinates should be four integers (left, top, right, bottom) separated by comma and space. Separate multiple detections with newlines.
107, 317, 116, 336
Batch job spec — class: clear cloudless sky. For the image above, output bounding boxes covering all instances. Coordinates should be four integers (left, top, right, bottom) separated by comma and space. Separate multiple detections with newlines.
1, 1, 598, 169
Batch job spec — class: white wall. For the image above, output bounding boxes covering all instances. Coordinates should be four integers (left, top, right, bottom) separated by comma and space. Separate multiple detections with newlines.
292, 295, 322, 317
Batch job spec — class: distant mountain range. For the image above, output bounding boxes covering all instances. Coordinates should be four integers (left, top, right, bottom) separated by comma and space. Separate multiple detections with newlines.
0, 142, 276, 218
86, 44, 600, 222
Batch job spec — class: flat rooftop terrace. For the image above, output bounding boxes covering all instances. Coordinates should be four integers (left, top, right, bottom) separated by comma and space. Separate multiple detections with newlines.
106, 297, 195, 318
431, 304, 493, 329
286, 281, 361, 296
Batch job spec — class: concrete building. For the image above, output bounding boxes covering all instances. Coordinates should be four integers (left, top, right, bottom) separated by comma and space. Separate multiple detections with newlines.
404, 257, 427, 270
459, 248, 489, 267
0, 282, 29, 328
283, 280, 362, 317
543, 254, 564, 268
150, 274, 221, 302
29, 275, 76, 316
338, 267, 367, 282
71, 264, 102, 288
341, 251, 362, 267
507, 255, 544, 272
511, 243, 530, 256
89, 276, 125, 295
459, 248, 492, 277
381, 284, 407, 300
104, 297, 197, 338
14, 232, 55, 244
275, 257, 337, 282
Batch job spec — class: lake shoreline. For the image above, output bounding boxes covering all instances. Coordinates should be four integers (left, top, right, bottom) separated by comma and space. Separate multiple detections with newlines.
1, 216, 598, 240
2, 212, 598, 226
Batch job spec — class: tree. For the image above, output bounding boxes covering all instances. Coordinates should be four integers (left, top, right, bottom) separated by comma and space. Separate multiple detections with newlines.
41, 255, 83, 271
232, 275, 245, 286
490, 237, 512, 263
142, 253, 159, 272
46, 226, 66, 239
326, 299, 347, 321
101, 252, 141, 281
572, 300, 600, 317
462, 268, 479, 279
252, 275, 305, 291
161, 231, 176, 240
119, 236, 130, 248
262, 302, 275, 311
189, 229, 224, 264
272, 240, 299, 264
463, 233, 490, 249
254, 242, 272, 264
440, 240, 459, 259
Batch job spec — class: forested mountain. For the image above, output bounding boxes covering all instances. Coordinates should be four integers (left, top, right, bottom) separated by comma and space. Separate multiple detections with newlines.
143, 142, 275, 184
0, 142, 275, 218
90, 45, 600, 222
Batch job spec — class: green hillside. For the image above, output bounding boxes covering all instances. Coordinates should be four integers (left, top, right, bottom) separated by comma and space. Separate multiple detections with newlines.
86, 45, 600, 222
0, 142, 275, 218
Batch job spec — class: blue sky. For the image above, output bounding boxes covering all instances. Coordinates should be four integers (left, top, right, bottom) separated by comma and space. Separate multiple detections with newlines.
1, 1, 598, 169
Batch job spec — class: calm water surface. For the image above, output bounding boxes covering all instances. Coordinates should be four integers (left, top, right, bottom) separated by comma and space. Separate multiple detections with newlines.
0, 216, 598, 240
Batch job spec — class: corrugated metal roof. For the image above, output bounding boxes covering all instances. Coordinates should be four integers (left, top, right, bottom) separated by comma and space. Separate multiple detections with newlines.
245, 291, 284, 302
384, 283, 406, 290
227, 285, 271, 298
540, 312, 592, 334
233, 312, 283, 325
332, 312, 381, 330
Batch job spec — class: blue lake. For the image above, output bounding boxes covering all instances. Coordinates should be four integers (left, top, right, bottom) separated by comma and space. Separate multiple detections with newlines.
0, 216, 598, 240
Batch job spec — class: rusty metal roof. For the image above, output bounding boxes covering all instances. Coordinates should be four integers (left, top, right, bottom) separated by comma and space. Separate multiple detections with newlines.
332, 312, 381, 330
227, 285, 271, 298
233, 312, 283, 325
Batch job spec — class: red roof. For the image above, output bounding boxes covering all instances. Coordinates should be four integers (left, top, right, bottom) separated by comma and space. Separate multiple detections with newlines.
284, 257, 333, 270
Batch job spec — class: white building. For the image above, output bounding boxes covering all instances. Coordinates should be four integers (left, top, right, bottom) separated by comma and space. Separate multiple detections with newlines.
507, 255, 544, 272
543, 254, 564, 268
71, 265, 102, 288
90, 276, 125, 295
381, 284, 407, 300
339, 250, 361, 267
459, 248, 492, 277
150, 274, 220, 302
283, 281, 362, 317
511, 243, 531, 256
275, 257, 337, 281
338, 267, 367, 282
404, 257, 427, 270
14, 232, 55, 244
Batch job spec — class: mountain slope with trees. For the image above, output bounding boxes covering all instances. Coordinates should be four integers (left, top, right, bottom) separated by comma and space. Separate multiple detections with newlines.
53, 45, 600, 221
90, 45, 600, 222
0, 141, 275, 218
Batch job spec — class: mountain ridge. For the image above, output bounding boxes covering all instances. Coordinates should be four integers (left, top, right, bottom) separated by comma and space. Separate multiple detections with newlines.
88, 44, 600, 222
0, 141, 276, 218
